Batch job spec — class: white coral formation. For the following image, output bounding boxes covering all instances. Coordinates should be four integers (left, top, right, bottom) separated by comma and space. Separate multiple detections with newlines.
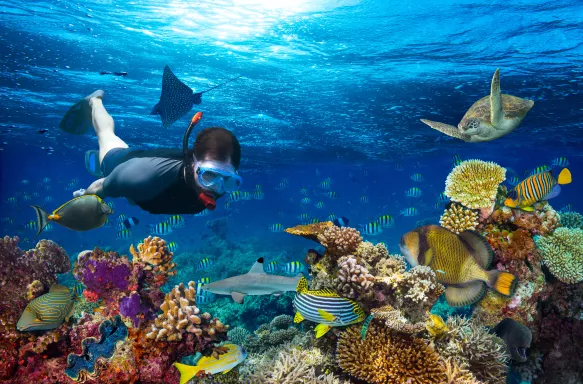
440, 203, 479, 234
445, 159, 506, 210
355, 241, 389, 266
146, 281, 226, 341
335, 256, 375, 299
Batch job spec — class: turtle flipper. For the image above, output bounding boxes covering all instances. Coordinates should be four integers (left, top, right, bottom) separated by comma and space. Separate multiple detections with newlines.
420, 119, 470, 141
490, 68, 503, 127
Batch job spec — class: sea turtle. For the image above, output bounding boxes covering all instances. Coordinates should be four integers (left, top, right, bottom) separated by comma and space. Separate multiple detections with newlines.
420, 69, 534, 142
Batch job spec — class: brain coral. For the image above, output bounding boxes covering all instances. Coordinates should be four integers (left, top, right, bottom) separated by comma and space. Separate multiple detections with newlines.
439, 203, 479, 234
535, 227, 583, 284
445, 159, 506, 210
337, 323, 446, 383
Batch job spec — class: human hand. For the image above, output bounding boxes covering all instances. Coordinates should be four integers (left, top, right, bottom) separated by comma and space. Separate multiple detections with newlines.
73, 189, 86, 198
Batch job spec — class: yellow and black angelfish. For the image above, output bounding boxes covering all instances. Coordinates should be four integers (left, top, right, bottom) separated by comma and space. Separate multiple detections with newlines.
293, 277, 366, 338
504, 168, 571, 212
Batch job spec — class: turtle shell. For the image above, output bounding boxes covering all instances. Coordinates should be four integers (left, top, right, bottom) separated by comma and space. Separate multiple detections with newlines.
461, 94, 534, 125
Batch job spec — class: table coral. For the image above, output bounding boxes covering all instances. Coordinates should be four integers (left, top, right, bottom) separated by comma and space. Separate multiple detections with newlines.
535, 227, 583, 284
337, 323, 446, 383
445, 159, 506, 212
284, 221, 333, 243
439, 203, 479, 234
335, 255, 375, 299
146, 281, 228, 342
317, 226, 362, 257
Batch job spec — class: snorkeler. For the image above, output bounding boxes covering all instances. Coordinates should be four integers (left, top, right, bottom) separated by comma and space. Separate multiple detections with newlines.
59, 90, 242, 215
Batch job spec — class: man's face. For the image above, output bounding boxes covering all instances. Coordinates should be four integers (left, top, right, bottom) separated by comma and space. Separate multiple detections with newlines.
193, 155, 234, 198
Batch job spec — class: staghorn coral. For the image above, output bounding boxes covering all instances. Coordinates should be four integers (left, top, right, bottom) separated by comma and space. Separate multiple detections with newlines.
317, 226, 362, 257
445, 159, 506, 212
355, 241, 389, 266
284, 221, 334, 243
559, 211, 583, 229
440, 203, 479, 233
441, 358, 483, 384
433, 316, 507, 384
146, 281, 228, 342
130, 236, 177, 287
334, 255, 375, 299
535, 227, 583, 284
337, 323, 446, 383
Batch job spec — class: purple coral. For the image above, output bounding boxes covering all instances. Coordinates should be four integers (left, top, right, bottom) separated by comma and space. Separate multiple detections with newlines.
73, 248, 132, 297
120, 292, 154, 327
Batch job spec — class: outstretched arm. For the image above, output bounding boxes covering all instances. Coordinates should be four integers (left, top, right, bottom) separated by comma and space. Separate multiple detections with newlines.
74, 178, 106, 198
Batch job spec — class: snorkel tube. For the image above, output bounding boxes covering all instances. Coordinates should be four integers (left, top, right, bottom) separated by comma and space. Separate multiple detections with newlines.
183, 112, 217, 210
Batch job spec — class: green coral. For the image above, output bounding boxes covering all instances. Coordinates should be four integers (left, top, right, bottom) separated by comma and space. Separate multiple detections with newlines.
227, 326, 251, 345
535, 227, 583, 284
560, 212, 583, 229
244, 315, 298, 353
73, 297, 101, 320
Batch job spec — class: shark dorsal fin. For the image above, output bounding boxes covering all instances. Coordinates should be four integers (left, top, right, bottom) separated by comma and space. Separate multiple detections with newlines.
247, 258, 266, 274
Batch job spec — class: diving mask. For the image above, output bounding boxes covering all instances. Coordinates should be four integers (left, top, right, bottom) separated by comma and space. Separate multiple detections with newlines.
195, 159, 243, 194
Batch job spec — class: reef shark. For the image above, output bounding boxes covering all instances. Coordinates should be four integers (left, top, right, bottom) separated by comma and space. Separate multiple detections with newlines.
200, 258, 302, 304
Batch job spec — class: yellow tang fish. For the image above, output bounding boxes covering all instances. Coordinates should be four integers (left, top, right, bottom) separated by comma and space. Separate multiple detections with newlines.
400, 225, 518, 307
173, 344, 247, 384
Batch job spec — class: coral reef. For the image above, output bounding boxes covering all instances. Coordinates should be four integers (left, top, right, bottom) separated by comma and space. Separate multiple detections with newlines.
284, 221, 333, 242
334, 255, 375, 299
317, 226, 362, 258
355, 241, 389, 266
433, 316, 507, 384
439, 203, 479, 233
146, 281, 228, 342
337, 323, 446, 383
129, 236, 177, 288
535, 227, 583, 284
441, 358, 483, 384
243, 315, 299, 353
559, 211, 583, 229
227, 326, 251, 345
445, 159, 506, 212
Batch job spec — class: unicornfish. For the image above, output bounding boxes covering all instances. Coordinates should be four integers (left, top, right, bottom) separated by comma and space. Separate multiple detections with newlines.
173, 344, 247, 384
31, 195, 113, 237
400, 225, 518, 307
293, 277, 366, 338
17, 285, 77, 331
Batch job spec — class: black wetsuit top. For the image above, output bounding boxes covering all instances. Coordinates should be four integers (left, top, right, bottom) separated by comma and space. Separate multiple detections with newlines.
102, 149, 206, 214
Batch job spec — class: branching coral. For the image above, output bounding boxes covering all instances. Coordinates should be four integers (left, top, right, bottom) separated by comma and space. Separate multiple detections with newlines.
439, 203, 479, 233
432, 316, 507, 384
227, 326, 251, 345
535, 227, 583, 284
146, 281, 228, 342
445, 159, 506, 211
130, 236, 177, 287
244, 315, 298, 353
335, 255, 375, 299
441, 358, 483, 384
317, 226, 362, 257
374, 253, 407, 278
560, 211, 583, 229
355, 241, 389, 266
337, 323, 446, 383
370, 306, 426, 334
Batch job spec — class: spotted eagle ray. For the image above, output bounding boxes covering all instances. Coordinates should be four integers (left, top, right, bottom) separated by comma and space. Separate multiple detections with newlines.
150, 65, 241, 128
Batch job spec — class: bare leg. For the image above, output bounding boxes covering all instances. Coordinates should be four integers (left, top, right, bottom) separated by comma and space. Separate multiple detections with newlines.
88, 97, 128, 163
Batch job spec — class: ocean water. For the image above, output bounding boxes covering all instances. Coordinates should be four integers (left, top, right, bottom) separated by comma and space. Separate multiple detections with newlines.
0, 0, 582, 383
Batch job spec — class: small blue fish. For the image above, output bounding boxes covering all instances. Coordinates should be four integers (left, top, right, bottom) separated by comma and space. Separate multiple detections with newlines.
150, 222, 172, 235
393, 163, 404, 171
275, 181, 287, 190
360, 195, 368, 203
300, 188, 308, 195
376, 215, 394, 228
166, 215, 185, 228
195, 209, 210, 217
319, 180, 331, 189
167, 242, 178, 253
253, 190, 264, 200
298, 213, 310, 221
333, 216, 349, 227
552, 157, 569, 167
117, 214, 128, 224
228, 191, 243, 202
315, 201, 325, 209
508, 177, 521, 186
436, 192, 449, 203
405, 187, 423, 197
281, 261, 305, 275
400, 207, 419, 216
265, 261, 279, 273
411, 173, 424, 182
360, 222, 382, 235
269, 223, 284, 232
559, 204, 573, 213
324, 191, 338, 199
117, 229, 131, 239
300, 198, 311, 205
452, 155, 463, 167
123, 217, 139, 229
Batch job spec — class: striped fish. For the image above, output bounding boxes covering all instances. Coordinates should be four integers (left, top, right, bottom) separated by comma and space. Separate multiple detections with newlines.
452, 154, 463, 167
197, 258, 214, 271
196, 277, 211, 285
504, 168, 571, 211
298, 213, 310, 221
326, 214, 337, 222
174, 344, 247, 384
117, 214, 127, 224
166, 215, 185, 228
167, 242, 178, 253
280, 261, 305, 275
552, 157, 569, 167
300, 197, 311, 205
195, 280, 215, 305
360, 222, 382, 236
265, 261, 279, 273
324, 191, 338, 199
117, 229, 131, 240
360, 314, 375, 340
293, 277, 366, 338
150, 222, 172, 235
269, 223, 283, 232
17, 284, 76, 331
400, 207, 419, 216
228, 191, 243, 202
360, 195, 368, 203
405, 187, 422, 197
527, 165, 551, 176
411, 173, 424, 182
253, 190, 264, 200
315, 201, 325, 209
376, 215, 395, 228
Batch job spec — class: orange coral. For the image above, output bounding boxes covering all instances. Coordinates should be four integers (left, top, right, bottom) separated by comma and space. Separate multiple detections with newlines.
337, 324, 446, 383
130, 237, 176, 287
317, 226, 362, 257
284, 221, 333, 242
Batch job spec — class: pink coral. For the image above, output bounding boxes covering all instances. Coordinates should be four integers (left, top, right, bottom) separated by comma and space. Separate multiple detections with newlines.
317, 226, 362, 257
335, 255, 375, 299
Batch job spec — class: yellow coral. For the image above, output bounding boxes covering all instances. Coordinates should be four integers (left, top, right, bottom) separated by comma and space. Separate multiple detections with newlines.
284, 222, 333, 242
445, 159, 506, 210
441, 358, 483, 384
337, 324, 446, 383
439, 203, 479, 234
130, 236, 176, 274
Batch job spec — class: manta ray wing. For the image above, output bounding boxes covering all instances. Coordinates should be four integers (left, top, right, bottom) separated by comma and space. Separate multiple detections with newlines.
152, 65, 194, 128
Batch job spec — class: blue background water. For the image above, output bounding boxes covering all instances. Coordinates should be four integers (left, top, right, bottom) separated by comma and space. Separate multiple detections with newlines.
0, 0, 582, 268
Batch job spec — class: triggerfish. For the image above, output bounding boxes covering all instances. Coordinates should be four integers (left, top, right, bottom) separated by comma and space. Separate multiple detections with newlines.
17, 285, 77, 331
31, 195, 113, 237
293, 277, 366, 338
504, 168, 571, 211
400, 225, 518, 307
173, 344, 247, 384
